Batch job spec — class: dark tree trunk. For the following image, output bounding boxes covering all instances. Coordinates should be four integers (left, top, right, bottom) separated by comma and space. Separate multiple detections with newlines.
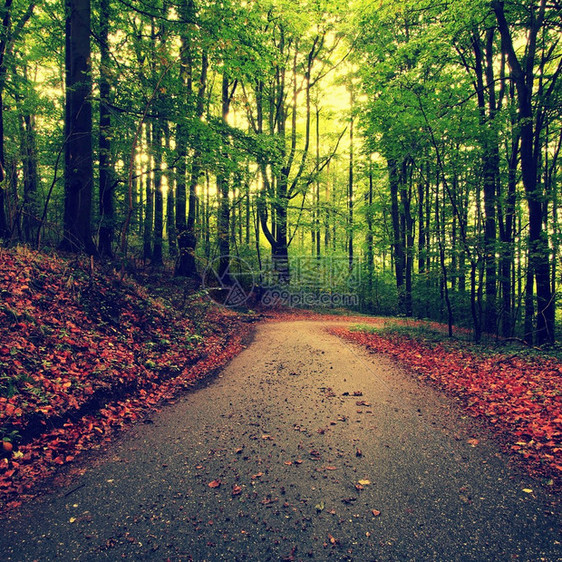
216, 73, 234, 282
0, 0, 13, 239
175, 8, 206, 278
98, 0, 114, 257
400, 160, 414, 316
152, 119, 163, 266
61, 0, 95, 254
472, 29, 499, 335
493, 0, 555, 344
143, 125, 153, 262
366, 162, 374, 307
388, 159, 405, 312
19, 108, 40, 243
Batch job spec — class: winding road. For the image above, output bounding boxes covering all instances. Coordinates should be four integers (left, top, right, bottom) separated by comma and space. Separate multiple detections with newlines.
1, 321, 560, 561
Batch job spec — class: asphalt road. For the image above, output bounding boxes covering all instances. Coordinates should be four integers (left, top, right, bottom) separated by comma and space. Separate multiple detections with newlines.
1, 320, 560, 561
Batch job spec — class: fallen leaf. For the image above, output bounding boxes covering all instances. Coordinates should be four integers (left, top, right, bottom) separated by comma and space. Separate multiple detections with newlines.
232, 484, 242, 496
208, 479, 221, 488
371, 509, 381, 517
358, 479, 371, 486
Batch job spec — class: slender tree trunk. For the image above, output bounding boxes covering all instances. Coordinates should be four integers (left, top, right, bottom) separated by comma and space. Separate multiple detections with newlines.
165, 124, 177, 259
0, 0, 14, 239
436, 178, 453, 337
18, 104, 40, 243
152, 119, 163, 266
401, 160, 414, 316
472, 29, 499, 335
217, 73, 235, 281
388, 158, 405, 312
417, 177, 425, 275
499, 135, 518, 337
143, 125, 153, 262
366, 162, 374, 310
98, 0, 114, 257
348, 103, 354, 271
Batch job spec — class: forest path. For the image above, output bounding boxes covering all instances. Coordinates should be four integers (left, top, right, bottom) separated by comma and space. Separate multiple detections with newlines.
1, 320, 560, 561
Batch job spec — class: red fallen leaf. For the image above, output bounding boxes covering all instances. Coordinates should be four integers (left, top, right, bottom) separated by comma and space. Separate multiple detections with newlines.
261, 496, 278, 505
371, 509, 381, 517
327, 533, 338, 545
232, 485, 242, 496
325, 466, 338, 470
53, 456, 64, 465
252, 472, 264, 479
467, 438, 479, 447
208, 479, 221, 488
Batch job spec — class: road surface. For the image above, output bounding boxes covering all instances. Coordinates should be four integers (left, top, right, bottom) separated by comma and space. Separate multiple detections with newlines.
1, 321, 560, 561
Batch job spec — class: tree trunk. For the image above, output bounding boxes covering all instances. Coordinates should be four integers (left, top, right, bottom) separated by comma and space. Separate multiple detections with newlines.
19, 106, 40, 243
143, 125, 153, 262
61, 0, 95, 254
348, 95, 354, 271
98, 0, 114, 257
0, 0, 14, 238
152, 119, 164, 266
216, 73, 235, 281
388, 158, 405, 312
493, 0, 554, 344
175, 8, 207, 277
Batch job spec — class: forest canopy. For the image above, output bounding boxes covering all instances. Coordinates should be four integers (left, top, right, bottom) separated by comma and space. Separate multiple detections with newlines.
0, 0, 560, 345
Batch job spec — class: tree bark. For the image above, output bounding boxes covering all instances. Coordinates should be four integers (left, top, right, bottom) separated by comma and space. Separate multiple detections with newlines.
388, 158, 405, 312
492, 0, 555, 344
98, 0, 114, 257
61, 0, 95, 254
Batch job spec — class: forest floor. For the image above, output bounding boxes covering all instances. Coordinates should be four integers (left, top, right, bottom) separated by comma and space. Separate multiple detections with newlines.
0, 247, 257, 509
0, 246, 561, 518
